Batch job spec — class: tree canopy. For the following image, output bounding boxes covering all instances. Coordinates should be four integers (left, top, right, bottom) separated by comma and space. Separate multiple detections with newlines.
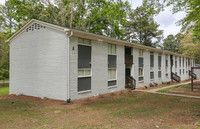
125, 6, 163, 47
162, 33, 183, 53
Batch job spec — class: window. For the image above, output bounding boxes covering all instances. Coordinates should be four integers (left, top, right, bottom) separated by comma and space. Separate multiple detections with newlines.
150, 52, 154, 68
78, 69, 91, 77
139, 68, 143, 77
179, 69, 181, 75
78, 38, 92, 92
138, 49, 144, 81
139, 49, 143, 57
183, 69, 184, 74
108, 43, 117, 86
183, 58, 184, 67
158, 54, 162, 67
108, 69, 116, 80
179, 57, 181, 67
108, 43, 116, 55
188, 58, 190, 66
158, 71, 161, 78
78, 38, 91, 46
150, 72, 154, 80
175, 56, 177, 68
165, 55, 168, 77
158, 54, 162, 78
138, 57, 144, 81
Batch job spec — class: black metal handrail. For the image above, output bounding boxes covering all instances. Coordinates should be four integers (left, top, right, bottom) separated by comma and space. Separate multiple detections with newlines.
171, 72, 180, 82
189, 70, 197, 79
125, 76, 136, 90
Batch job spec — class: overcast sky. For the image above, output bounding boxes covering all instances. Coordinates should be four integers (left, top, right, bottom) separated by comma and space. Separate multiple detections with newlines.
0, 0, 186, 38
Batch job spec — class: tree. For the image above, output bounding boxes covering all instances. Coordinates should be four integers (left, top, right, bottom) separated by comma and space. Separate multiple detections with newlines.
85, 0, 130, 39
179, 31, 200, 63
125, 6, 163, 47
143, 0, 200, 42
162, 33, 183, 53
0, 32, 9, 79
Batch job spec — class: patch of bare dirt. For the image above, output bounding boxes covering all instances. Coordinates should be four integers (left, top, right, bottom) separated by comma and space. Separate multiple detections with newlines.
0, 89, 135, 108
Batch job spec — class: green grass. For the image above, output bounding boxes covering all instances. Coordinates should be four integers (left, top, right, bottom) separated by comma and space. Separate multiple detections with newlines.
0, 92, 200, 128
0, 86, 9, 96
0, 79, 9, 82
158, 86, 178, 93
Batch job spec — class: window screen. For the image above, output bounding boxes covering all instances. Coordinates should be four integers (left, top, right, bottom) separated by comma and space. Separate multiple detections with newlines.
78, 77, 91, 92
158, 55, 161, 67
78, 45, 91, 68
158, 71, 161, 78
150, 55, 154, 67
150, 72, 154, 79
139, 57, 143, 67
108, 80, 117, 87
108, 55, 116, 68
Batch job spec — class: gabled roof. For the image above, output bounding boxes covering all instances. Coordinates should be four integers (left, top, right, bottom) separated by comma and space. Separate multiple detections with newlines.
7, 19, 194, 58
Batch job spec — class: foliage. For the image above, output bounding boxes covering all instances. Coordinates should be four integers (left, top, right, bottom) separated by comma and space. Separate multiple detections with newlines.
179, 31, 200, 63
86, 0, 131, 39
143, 0, 200, 42
0, 32, 9, 79
162, 33, 183, 53
125, 6, 163, 47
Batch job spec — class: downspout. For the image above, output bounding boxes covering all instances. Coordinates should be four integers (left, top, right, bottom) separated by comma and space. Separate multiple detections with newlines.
64, 29, 73, 103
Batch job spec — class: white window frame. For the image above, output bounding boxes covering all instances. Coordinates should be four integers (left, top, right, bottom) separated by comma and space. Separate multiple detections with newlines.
108, 43, 116, 55
165, 54, 168, 77
150, 51, 154, 71
158, 54, 162, 78
108, 68, 117, 81
78, 37, 91, 46
138, 49, 144, 81
139, 49, 143, 57
78, 69, 92, 78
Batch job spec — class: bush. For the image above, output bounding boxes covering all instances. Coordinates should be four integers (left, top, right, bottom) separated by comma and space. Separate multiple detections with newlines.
0, 69, 9, 79
0, 75, 5, 80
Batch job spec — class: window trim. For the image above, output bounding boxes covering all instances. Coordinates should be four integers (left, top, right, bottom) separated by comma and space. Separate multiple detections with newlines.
78, 69, 92, 78
139, 49, 143, 57
150, 71, 154, 80
78, 37, 91, 46
108, 68, 117, 81
108, 43, 116, 55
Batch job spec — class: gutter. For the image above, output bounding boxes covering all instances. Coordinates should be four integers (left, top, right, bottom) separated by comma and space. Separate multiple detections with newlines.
64, 29, 73, 103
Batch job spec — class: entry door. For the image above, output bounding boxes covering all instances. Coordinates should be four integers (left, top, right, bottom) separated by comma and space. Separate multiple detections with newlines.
78, 45, 91, 92
126, 68, 131, 77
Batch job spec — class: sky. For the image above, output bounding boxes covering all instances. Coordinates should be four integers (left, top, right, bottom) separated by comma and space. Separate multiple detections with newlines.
0, 0, 186, 38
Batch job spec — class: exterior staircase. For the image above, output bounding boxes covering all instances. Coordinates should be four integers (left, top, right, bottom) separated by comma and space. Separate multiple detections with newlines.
125, 76, 136, 90
171, 72, 181, 82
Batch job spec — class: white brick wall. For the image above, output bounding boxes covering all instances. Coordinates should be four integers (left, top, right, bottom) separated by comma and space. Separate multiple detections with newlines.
69, 37, 125, 100
10, 24, 68, 100
10, 22, 194, 100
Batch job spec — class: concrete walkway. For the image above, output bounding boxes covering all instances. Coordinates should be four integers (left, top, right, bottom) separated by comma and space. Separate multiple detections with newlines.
135, 79, 200, 99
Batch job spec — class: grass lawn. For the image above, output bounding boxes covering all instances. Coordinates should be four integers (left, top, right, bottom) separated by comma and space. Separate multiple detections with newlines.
0, 91, 200, 129
0, 79, 9, 82
0, 84, 9, 96
158, 81, 200, 97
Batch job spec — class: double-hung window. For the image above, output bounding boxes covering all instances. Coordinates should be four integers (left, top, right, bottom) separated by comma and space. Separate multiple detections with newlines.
165, 55, 168, 77
138, 49, 144, 81
175, 56, 177, 73
158, 54, 162, 78
150, 52, 154, 80
78, 38, 92, 92
108, 43, 117, 87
